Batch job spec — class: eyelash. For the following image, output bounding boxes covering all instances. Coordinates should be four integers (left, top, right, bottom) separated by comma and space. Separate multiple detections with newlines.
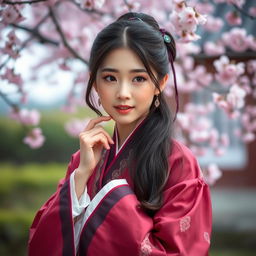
103, 75, 116, 82
102, 75, 147, 83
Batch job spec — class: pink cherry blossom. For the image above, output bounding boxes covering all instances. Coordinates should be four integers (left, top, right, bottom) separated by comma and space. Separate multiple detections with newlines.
176, 113, 190, 131
7, 30, 21, 45
9, 108, 41, 126
213, 92, 228, 108
227, 0, 245, 8
171, 0, 186, 13
59, 61, 71, 71
249, 7, 256, 17
169, 5, 206, 42
213, 84, 246, 117
242, 133, 255, 143
214, 147, 226, 156
65, 118, 90, 137
203, 163, 222, 186
238, 75, 251, 94
176, 41, 201, 57
194, 2, 214, 15
203, 16, 223, 32
214, 0, 245, 7
1, 42, 20, 59
188, 65, 213, 87
214, 56, 244, 86
190, 145, 207, 156
78, 0, 105, 10
226, 84, 246, 109
220, 133, 229, 147
209, 129, 219, 148
190, 130, 211, 143
222, 28, 250, 52
178, 7, 201, 32
169, 11, 182, 31
1, 68, 23, 87
204, 41, 225, 56
125, 1, 141, 12
2, 6, 19, 24
225, 11, 242, 26
247, 35, 256, 51
61, 104, 77, 113
23, 128, 45, 149
179, 31, 201, 43
0, 0, 255, 153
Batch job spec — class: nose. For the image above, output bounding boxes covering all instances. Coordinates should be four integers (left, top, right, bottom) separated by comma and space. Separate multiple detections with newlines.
116, 80, 131, 100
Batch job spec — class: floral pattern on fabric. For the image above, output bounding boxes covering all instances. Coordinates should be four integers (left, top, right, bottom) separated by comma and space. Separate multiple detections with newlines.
140, 233, 152, 256
92, 149, 107, 197
111, 158, 127, 179
180, 216, 191, 232
105, 149, 134, 183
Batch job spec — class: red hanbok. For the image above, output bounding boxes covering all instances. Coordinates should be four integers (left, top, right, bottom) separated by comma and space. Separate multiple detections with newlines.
28, 121, 212, 256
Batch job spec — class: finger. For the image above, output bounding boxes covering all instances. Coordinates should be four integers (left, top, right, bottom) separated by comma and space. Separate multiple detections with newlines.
85, 116, 112, 131
85, 126, 114, 144
80, 133, 110, 150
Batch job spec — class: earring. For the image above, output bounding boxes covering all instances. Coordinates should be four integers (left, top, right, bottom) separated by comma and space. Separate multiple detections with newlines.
98, 98, 101, 106
154, 95, 160, 108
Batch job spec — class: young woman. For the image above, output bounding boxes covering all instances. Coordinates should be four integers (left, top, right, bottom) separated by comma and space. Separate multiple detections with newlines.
28, 12, 212, 256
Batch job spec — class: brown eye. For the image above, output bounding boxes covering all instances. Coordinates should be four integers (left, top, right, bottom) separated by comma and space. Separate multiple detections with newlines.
133, 76, 146, 83
103, 75, 116, 82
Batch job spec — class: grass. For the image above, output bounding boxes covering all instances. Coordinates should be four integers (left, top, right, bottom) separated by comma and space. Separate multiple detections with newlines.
211, 250, 255, 256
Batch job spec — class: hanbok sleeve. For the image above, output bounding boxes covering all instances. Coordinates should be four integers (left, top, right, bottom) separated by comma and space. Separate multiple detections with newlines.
79, 140, 212, 256
28, 151, 80, 256
150, 140, 212, 255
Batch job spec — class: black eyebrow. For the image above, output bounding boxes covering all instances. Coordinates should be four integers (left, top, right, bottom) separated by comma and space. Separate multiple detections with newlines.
100, 68, 148, 73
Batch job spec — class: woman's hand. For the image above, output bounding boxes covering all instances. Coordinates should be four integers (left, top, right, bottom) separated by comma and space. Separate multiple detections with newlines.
74, 116, 114, 199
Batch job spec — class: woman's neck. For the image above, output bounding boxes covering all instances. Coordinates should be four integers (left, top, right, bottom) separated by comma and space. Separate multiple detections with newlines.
115, 117, 146, 149
116, 124, 134, 149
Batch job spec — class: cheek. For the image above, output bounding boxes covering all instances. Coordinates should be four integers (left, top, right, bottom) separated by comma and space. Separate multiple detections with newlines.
98, 87, 111, 100
135, 87, 155, 104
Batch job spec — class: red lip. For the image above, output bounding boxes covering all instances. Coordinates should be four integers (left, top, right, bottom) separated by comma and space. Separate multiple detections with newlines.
114, 105, 134, 114
114, 105, 134, 109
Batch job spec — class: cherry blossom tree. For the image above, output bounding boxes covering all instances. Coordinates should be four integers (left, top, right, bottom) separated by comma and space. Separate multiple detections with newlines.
0, 0, 255, 185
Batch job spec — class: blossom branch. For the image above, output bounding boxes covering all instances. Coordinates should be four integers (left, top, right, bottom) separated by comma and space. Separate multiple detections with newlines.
68, 0, 107, 16
0, 13, 55, 71
232, 4, 256, 20
11, 23, 59, 45
0, 91, 18, 109
3, 0, 47, 5
48, 6, 89, 65
0, 35, 36, 70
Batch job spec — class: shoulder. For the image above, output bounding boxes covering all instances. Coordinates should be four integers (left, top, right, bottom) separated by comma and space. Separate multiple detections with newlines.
166, 139, 203, 186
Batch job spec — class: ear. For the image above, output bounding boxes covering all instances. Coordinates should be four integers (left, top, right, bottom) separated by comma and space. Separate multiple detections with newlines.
155, 74, 169, 95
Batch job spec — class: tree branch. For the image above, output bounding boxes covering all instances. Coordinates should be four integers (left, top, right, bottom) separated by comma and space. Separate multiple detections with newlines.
232, 4, 256, 20
3, 0, 47, 5
68, 0, 108, 16
48, 6, 88, 65
0, 91, 18, 109
10, 23, 59, 45
0, 12, 58, 70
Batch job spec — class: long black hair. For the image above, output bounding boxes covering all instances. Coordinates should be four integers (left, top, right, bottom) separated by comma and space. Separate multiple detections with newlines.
85, 12, 177, 215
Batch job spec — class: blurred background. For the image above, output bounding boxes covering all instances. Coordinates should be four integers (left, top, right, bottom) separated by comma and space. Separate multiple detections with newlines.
1, 0, 256, 255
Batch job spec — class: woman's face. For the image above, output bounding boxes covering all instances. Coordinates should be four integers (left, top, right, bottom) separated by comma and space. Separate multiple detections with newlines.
94, 47, 167, 132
